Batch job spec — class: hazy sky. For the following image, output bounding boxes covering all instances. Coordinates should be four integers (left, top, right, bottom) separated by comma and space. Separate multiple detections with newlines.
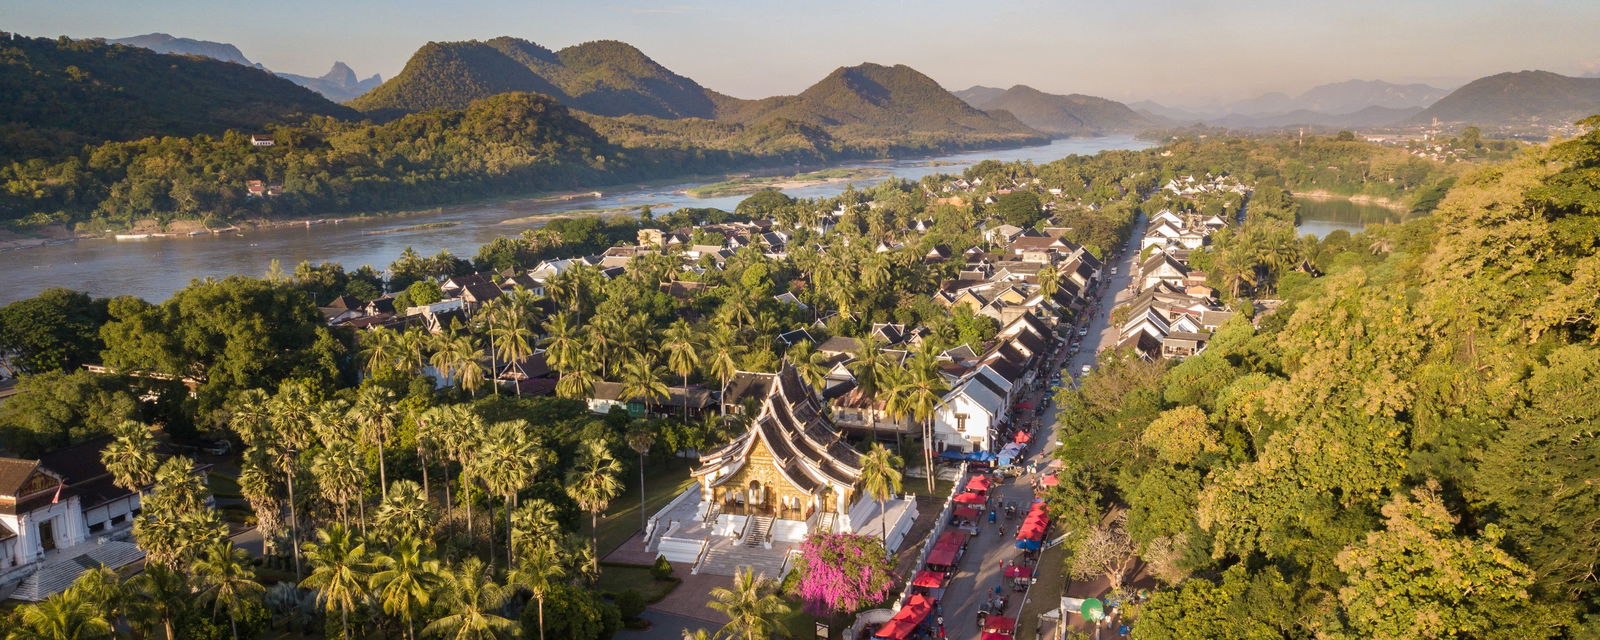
8, 0, 1600, 106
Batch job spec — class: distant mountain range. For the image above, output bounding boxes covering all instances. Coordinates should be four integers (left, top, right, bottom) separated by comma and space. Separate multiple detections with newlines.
352, 37, 1042, 143
0, 34, 355, 160
1412, 70, 1600, 125
277, 62, 384, 103
107, 32, 381, 102
1207, 106, 1425, 129
1135, 79, 1451, 129
952, 85, 1156, 135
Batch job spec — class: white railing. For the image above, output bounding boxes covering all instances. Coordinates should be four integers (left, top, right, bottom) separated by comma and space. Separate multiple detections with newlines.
689, 539, 712, 575
644, 486, 702, 549
894, 462, 970, 609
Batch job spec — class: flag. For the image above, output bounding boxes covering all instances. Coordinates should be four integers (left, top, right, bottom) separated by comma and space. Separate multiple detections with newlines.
51, 481, 62, 504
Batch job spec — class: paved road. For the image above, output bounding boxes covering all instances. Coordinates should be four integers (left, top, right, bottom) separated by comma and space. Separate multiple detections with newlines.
934, 217, 1147, 639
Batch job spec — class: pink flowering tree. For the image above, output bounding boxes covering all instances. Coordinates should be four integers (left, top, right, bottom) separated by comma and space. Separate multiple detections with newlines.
790, 532, 898, 616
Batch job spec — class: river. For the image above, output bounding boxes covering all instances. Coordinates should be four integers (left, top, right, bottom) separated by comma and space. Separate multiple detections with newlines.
2, 136, 1150, 305
1294, 197, 1407, 239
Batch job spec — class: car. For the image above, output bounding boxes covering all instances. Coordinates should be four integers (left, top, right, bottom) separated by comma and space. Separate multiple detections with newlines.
205, 440, 232, 455
1080, 364, 1092, 375
1077, 327, 1089, 336
1110, 267, 1118, 275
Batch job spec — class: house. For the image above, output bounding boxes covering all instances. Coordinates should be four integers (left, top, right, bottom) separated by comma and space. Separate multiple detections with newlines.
245, 180, 267, 197
1140, 252, 1191, 291
1, 438, 162, 601
776, 329, 815, 348
1161, 332, 1211, 359
249, 134, 275, 147
773, 292, 808, 310
933, 372, 1009, 451
986, 224, 1025, 245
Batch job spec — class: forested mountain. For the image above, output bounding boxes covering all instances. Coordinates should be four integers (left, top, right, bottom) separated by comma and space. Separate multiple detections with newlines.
276, 61, 383, 102
1228, 79, 1448, 115
0, 35, 357, 161
107, 32, 254, 66
1413, 70, 1600, 125
953, 84, 1157, 135
1207, 105, 1422, 129
350, 37, 729, 119
715, 64, 1043, 142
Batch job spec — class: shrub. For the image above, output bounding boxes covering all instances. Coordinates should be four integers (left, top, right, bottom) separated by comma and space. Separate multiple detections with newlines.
650, 555, 673, 581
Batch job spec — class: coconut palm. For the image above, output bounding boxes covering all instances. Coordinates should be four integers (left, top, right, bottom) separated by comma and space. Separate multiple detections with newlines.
857, 443, 904, 542
787, 341, 830, 392
845, 337, 889, 400
1038, 262, 1060, 299
395, 328, 431, 376
621, 353, 670, 414
625, 424, 658, 532
555, 355, 599, 401
682, 630, 715, 640
64, 567, 124, 632
489, 291, 538, 396
192, 541, 266, 640
374, 479, 436, 542
508, 539, 567, 640
358, 325, 398, 376
9, 589, 112, 640
125, 564, 187, 640
708, 567, 791, 640
540, 311, 582, 377
267, 381, 319, 579
349, 384, 398, 500
886, 353, 949, 493
473, 421, 545, 567
421, 557, 517, 640
661, 319, 701, 423
565, 441, 625, 560
721, 294, 756, 329
101, 419, 159, 492
300, 523, 372, 637
705, 326, 744, 416
370, 536, 442, 640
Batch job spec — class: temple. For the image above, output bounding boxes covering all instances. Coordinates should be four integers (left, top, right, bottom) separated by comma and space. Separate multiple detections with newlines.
645, 362, 918, 577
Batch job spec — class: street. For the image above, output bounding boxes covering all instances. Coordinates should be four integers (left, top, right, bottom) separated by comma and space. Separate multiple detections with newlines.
932, 215, 1147, 639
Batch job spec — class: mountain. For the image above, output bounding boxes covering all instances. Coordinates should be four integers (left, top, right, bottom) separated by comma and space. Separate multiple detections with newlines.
1226, 91, 1295, 116
953, 85, 1156, 135
1128, 100, 1206, 124
350, 37, 729, 119
0, 35, 357, 160
714, 64, 1043, 141
1292, 79, 1450, 113
1209, 105, 1423, 129
1413, 70, 1600, 125
278, 62, 383, 102
107, 33, 254, 67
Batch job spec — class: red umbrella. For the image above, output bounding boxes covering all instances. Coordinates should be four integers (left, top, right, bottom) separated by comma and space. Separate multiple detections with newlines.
983, 616, 1017, 634
954, 492, 985, 504
1004, 566, 1035, 579
1040, 474, 1059, 487
966, 475, 992, 492
1013, 431, 1031, 443
912, 570, 946, 588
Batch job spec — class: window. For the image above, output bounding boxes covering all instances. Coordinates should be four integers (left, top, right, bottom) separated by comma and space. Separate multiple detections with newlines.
110, 514, 126, 526
88, 522, 105, 534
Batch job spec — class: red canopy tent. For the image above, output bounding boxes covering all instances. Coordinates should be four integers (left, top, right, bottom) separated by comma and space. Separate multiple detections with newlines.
938, 530, 968, 547
982, 634, 1012, 640
874, 618, 916, 640
1039, 474, 1059, 486
953, 505, 981, 520
1015, 401, 1033, 410
983, 616, 1017, 634
1013, 431, 1031, 444
926, 542, 961, 567
875, 594, 936, 639
1018, 522, 1047, 540
954, 492, 985, 504
1003, 566, 1035, 579
912, 570, 946, 588
966, 475, 992, 492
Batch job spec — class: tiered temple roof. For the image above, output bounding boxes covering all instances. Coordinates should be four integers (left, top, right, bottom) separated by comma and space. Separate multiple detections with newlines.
693, 362, 862, 495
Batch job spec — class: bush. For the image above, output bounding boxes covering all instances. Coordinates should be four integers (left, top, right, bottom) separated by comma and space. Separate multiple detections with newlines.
614, 588, 646, 621
650, 555, 673, 581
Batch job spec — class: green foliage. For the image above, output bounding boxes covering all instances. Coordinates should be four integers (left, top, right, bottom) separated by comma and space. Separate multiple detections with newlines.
650, 555, 673, 581
992, 190, 1044, 227
521, 582, 622, 640
0, 369, 137, 455
0, 287, 109, 375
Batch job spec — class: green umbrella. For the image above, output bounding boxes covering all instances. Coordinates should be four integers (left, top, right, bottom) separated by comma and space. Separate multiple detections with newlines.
1080, 598, 1105, 622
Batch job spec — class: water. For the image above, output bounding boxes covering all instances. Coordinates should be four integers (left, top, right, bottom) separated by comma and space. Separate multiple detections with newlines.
1294, 197, 1405, 239
1, 136, 1150, 304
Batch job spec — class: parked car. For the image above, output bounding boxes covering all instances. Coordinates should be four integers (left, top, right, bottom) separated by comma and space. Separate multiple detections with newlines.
1080, 364, 1093, 375
205, 440, 232, 455
1078, 327, 1089, 336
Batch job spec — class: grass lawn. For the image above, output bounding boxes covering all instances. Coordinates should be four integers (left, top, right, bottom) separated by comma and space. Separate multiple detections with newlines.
778, 603, 824, 640
1015, 543, 1068, 640
583, 460, 696, 558
207, 472, 242, 499
595, 563, 680, 602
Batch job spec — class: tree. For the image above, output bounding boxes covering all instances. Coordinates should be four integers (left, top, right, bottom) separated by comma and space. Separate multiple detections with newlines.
1135, 565, 1301, 640
1334, 482, 1557, 640
787, 341, 830, 392
0, 288, 108, 376
1037, 262, 1060, 300
565, 441, 625, 561
300, 523, 372, 637
709, 567, 792, 640
101, 419, 159, 492
422, 557, 518, 640
1140, 406, 1221, 464
884, 352, 948, 493
135, 457, 226, 572
0, 369, 138, 456
125, 564, 188, 640
311, 440, 364, 528
370, 536, 442, 640
374, 480, 436, 543
791, 532, 897, 616
191, 541, 266, 640
993, 190, 1043, 227
7, 589, 113, 640
349, 384, 398, 500
626, 424, 658, 533
509, 538, 568, 640
473, 421, 546, 568
661, 319, 701, 424
620, 354, 670, 414
855, 444, 903, 542
705, 326, 744, 416
1068, 508, 1137, 594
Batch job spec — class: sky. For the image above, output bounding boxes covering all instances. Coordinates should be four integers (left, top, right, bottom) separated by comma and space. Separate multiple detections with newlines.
7, 0, 1600, 107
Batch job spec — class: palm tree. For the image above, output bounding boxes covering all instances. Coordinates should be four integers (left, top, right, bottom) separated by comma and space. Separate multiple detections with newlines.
300, 523, 372, 637
358, 325, 398, 376
125, 564, 187, 640
856, 443, 904, 542
682, 630, 715, 640
64, 567, 124, 633
349, 384, 398, 501
845, 337, 888, 400
101, 419, 159, 492
721, 294, 756, 329
565, 441, 624, 560
311, 441, 364, 529
787, 341, 830, 392
621, 353, 670, 414
421, 557, 517, 640
708, 567, 792, 640
625, 424, 657, 533
267, 381, 319, 580
436, 405, 486, 536
661, 319, 701, 424
540, 311, 582, 378
395, 328, 431, 376
370, 536, 442, 640
1038, 262, 1060, 299
473, 421, 544, 568
555, 355, 599, 401
374, 480, 436, 542
9, 590, 113, 640
705, 326, 744, 416
192, 541, 266, 640
887, 353, 950, 493
508, 539, 567, 640
489, 291, 538, 396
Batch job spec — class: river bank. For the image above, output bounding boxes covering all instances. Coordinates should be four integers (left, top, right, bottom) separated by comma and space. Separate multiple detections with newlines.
683, 168, 891, 198
1292, 189, 1410, 212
